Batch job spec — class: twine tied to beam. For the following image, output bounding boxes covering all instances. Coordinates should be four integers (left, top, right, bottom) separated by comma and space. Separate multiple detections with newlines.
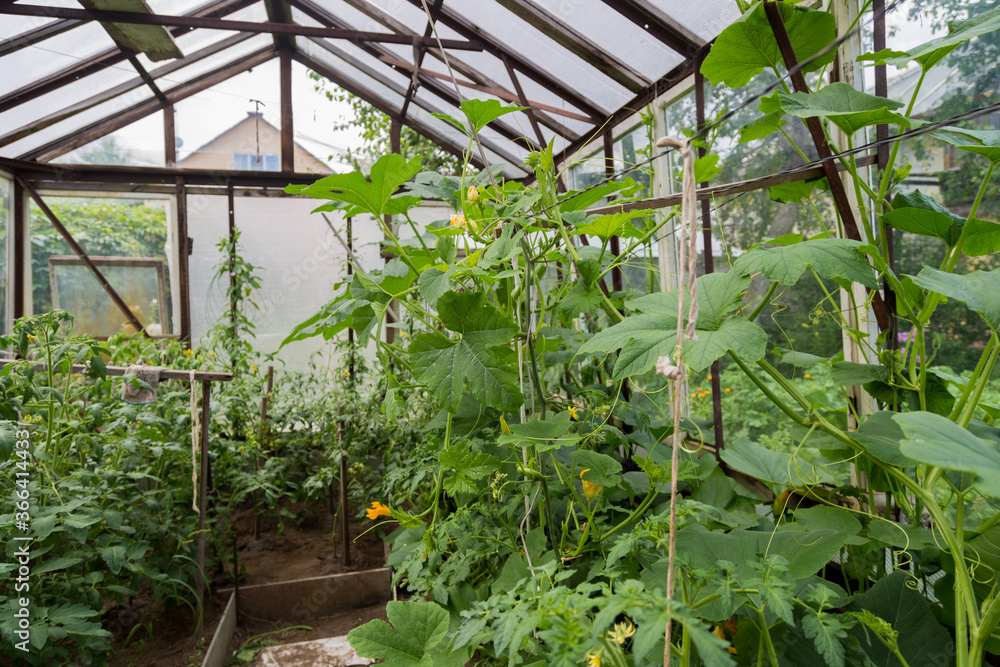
653, 135, 699, 661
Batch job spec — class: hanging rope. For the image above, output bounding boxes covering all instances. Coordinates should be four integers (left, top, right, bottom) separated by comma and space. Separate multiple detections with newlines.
653, 135, 699, 661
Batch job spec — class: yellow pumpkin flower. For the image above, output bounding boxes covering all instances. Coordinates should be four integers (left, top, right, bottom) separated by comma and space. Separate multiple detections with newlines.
467, 186, 479, 203
568, 406, 579, 421
586, 649, 602, 667
725, 387, 731, 393
804, 373, 812, 379
366, 501, 391, 520
580, 469, 602, 502
450, 213, 467, 228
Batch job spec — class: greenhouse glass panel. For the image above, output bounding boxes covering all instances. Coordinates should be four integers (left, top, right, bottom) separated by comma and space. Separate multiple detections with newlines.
29, 194, 173, 337
54, 111, 166, 167
0, 22, 117, 96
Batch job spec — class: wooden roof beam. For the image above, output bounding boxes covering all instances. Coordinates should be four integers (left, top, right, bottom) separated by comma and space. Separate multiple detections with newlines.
400, 0, 606, 121
0, 17, 83, 58
0, 33, 253, 148
300, 41, 527, 173
19, 47, 277, 163
492, 0, 650, 93
598, 0, 703, 57
0, 0, 259, 114
332, 0, 582, 140
0, 4, 484, 49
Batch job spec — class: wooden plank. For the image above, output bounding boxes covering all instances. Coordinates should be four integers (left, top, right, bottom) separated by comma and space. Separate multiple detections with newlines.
598, 0, 703, 56
164, 104, 176, 166
176, 177, 192, 346
493, 0, 649, 93
0, 34, 253, 148
218, 569, 393, 624
279, 46, 294, 172
587, 154, 879, 215
20, 47, 276, 162
79, 0, 183, 61
503, 55, 546, 149
201, 593, 237, 667
0, 3, 483, 49
12, 178, 26, 320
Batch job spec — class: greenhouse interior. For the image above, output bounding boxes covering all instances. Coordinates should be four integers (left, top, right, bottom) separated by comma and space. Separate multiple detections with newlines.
2, 0, 1000, 665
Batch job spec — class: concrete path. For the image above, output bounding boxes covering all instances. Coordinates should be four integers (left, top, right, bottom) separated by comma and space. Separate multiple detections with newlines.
257, 635, 373, 666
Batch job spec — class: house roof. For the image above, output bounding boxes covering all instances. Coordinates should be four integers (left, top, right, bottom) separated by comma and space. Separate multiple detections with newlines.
0, 0, 742, 179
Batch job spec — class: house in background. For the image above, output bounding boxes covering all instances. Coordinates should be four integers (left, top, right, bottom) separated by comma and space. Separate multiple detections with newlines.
178, 112, 333, 174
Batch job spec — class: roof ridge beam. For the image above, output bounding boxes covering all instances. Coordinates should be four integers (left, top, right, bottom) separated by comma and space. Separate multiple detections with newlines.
0, 18, 83, 58
491, 0, 650, 93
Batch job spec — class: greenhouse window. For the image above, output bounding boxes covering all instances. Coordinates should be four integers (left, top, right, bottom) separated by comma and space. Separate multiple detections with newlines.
234, 152, 279, 171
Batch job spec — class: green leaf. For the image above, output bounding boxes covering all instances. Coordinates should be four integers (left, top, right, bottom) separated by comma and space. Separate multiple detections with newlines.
574, 210, 646, 241
866, 519, 935, 550
558, 179, 642, 212
912, 266, 1000, 329
932, 126, 1000, 164
34, 557, 83, 575
572, 450, 623, 487
418, 269, 452, 305
883, 5, 1000, 72
802, 612, 848, 667
33, 514, 58, 540
768, 176, 828, 203
460, 99, 528, 133
854, 411, 916, 467
695, 154, 722, 183
100, 545, 126, 575
289, 154, 422, 217
962, 218, 1000, 256
701, 1, 836, 87
732, 238, 877, 288
776, 83, 909, 136
347, 601, 452, 666
720, 438, 834, 486
894, 411, 1000, 495
578, 272, 767, 377
830, 361, 889, 386
558, 278, 605, 315
847, 571, 953, 667
408, 291, 523, 412
883, 190, 963, 246
498, 410, 580, 452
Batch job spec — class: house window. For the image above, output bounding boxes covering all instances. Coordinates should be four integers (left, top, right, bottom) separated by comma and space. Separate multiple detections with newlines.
234, 152, 279, 171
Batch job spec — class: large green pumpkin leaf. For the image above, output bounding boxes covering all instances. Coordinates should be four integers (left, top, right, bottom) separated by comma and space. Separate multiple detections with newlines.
894, 411, 1000, 495
498, 410, 581, 452
701, 1, 836, 88
881, 5, 1000, 72
882, 190, 964, 246
408, 291, 523, 412
847, 571, 954, 667
720, 437, 834, 486
776, 83, 909, 136
577, 272, 766, 378
854, 412, 916, 467
288, 153, 422, 217
460, 99, 528, 133
932, 126, 1000, 164
347, 601, 461, 666
912, 266, 1000, 329
732, 238, 877, 287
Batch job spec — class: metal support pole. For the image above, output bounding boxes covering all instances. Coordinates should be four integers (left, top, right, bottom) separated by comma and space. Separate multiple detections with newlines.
338, 413, 351, 567
227, 184, 237, 341
16, 176, 148, 335
197, 379, 211, 637
695, 61, 725, 456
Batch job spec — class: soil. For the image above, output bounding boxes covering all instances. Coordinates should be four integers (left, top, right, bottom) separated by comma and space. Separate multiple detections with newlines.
105, 502, 387, 667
